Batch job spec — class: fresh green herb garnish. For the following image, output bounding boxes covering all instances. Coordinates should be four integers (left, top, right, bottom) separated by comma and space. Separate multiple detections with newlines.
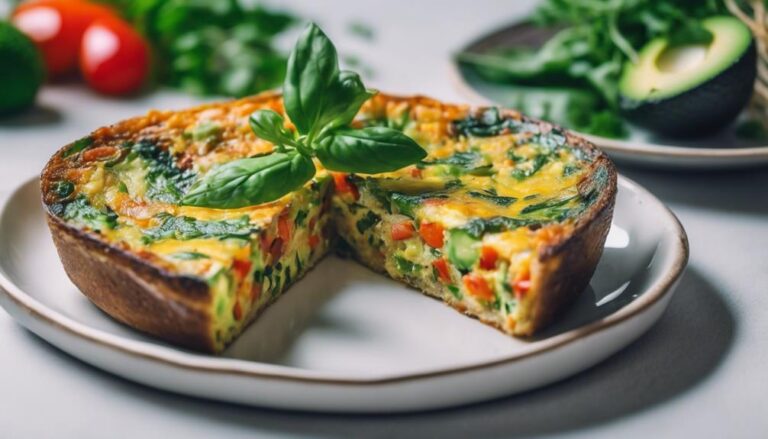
182, 23, 425, 209
142, 214, 254, 243
182, 152, 316, 208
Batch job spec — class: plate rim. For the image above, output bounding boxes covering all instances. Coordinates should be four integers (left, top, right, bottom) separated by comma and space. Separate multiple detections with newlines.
451, 21, 768, 161
0, 175, 688, 386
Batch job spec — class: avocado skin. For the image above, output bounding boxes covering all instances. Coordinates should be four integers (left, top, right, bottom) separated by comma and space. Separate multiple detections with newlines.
619, 40, 757, 138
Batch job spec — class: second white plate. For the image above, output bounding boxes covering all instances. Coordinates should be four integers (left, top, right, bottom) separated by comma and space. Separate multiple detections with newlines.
0, 176, 687, 412
453, 21, 768, 170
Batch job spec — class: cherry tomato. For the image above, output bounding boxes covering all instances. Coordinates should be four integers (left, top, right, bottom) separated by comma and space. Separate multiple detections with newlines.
80, 15, 149, 95
12, 0, 113, 77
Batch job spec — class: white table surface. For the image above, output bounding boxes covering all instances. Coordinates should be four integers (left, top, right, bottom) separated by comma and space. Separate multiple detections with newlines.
1, 1, 767, 437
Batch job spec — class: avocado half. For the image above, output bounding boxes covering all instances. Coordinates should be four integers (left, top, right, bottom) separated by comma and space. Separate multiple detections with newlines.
618, 16, 757, 138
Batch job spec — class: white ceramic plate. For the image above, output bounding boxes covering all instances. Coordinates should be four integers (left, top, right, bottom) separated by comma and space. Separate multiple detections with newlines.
0, 176, 687, 413
453, 22, 768, 170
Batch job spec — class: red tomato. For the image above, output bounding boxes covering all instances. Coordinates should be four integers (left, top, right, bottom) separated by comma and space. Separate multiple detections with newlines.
12, 0, 114, 77
232, 259, 252, 280
277, 212, 292, 243
308, 234, 320, 249
479, 245, 499, 270
513, 272, 531, 298
418, 222, 444, 248
391, 221, 415, 241
269, 237, 284, 261
331, 172, 359, 200
432, 258, 452, 284
463, 273, 494, 301
80, 15, 149, 95
232, 301, 243, 321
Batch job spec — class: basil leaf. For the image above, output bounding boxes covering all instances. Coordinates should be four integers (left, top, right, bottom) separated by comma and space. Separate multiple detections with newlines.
315, 127, 426, 174
182, 152, 316, 208
283, 23, 340, 136
321, 70, 375, 131
249, 109, 295, 147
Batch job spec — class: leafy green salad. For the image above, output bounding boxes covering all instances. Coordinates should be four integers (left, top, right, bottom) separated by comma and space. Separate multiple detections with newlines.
458, 0, 734, 138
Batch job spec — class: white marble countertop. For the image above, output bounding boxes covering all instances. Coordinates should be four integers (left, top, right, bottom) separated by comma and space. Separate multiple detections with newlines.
1, 1, 766, 437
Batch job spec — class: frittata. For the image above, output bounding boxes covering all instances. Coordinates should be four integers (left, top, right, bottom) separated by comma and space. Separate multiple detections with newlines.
41, 92, 616, 353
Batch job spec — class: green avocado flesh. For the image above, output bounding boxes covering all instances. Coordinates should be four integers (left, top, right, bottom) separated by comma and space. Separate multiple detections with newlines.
618, 16, 756, 137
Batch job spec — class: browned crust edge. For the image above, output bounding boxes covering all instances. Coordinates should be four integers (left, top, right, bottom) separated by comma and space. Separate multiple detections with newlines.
40, 91, 616, 353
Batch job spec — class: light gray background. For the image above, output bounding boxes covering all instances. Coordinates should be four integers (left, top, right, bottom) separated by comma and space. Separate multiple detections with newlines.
0, 1, 766, 437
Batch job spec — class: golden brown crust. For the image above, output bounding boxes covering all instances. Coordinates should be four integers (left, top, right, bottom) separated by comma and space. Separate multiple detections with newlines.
46, 214, 214, 351
527, 137, 616, 335
41, 91, 616, 352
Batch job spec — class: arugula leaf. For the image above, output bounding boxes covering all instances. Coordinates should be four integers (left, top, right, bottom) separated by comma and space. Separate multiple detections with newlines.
458, 0, 726, 139
182, 152, 316, 208
315, 127, 426, 173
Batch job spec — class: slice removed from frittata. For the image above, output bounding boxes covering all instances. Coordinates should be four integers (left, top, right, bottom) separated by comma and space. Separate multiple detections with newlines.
41, 92, 615, 352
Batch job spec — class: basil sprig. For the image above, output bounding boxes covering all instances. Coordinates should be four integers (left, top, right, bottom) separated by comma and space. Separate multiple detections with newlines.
183, 23, 426, 209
